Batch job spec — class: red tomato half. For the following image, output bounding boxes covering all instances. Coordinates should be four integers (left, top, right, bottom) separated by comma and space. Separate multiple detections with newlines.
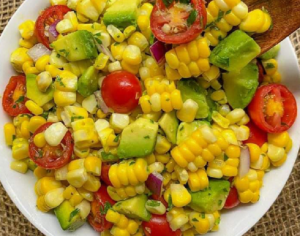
248, 84, 297, 133
151, 0, 207, 44
88, 185, 115, 232
244, 121, 267, 147
101, 71, 142, 113
224, 178, 240, 209
29, 122, 73, 169
142, 215, 182, 236
101, 163, 112, 186
2, 75, 30, 117
35, 5, 71, 49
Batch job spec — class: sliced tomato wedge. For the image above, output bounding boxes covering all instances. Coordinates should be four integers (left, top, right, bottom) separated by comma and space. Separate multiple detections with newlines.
244, 121, 267, 147
35, 5, 71, 49
224, 178, 240, 209
150, 0, 207, 44
2, 75, 30, 117
142, 215, 182, 236
29, 122, 73, 169
101, 163, 113, 186
248, 84, 297, 133
88, 185, 115, 232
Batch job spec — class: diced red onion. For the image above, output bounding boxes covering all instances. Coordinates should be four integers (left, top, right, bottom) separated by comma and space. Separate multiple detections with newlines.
27, 43, 51, 62
48, 20, 60, 43
239, 146, 250, 178
146, 172, 163, 197
150, 40, 172, 65
94, 90, 109, 114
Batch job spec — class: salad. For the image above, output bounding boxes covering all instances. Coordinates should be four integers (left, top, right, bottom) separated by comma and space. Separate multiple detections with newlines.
2, 0, 298, 235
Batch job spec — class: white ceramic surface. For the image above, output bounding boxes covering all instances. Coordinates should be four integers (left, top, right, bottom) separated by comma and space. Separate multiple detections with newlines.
0, 1, 299, 236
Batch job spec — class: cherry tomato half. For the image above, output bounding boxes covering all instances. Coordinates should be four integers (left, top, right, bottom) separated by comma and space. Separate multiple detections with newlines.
248, 84, 297, 133
224, 178, 240, 209
101, 71, 142, 113
142, 215, 182, 236
2, 75, 30, 117
88, 185, 115, 232
151, 0, 207, 44
35, 5, 71, 49
29, 122, 73, 169
101, 163, 113, 186
244, 121, 267, 147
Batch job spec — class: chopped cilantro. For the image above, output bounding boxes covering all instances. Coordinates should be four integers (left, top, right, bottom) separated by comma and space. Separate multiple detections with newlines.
69, 208, 80, 221
71, 116, 84, 122
224, 154, 229, 162
266, 63, 275, 69
146, 200, 161, 207
201, 213, 205, 219
15, 96, 24, 104
59, 49, 69, 57
12, 135, 16, 141
192, 218, 199, 222
226, 10, 232, 15
187, 9, 197, 27
114, 135, 120, 143
144, 135, 150, 139
100, 201, 112, 215
218, 199, 222, 206
56, 76, 65, 87
95, 37, 102, 45
167, 194, 173, 211
129, 161, 136, 166
179, 126, 184, 131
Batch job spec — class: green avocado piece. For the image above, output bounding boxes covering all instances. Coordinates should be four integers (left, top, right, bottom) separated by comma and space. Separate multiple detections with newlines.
177, 79, 209, 119
51, 30, 97, 62
77, 66, 98, 97
54, 201, 85, 231
103, 0, 141, 30
177, 121, 210, 145
117, 118, 158, 159
223, 62, 259, 109
188, 179, 230, 214
99, 149, 119, 162
210, 30, 261, 72
26, 74, 54, 107
158, 111, 179, 144
259, 44, 281, 60
113, 194, 151, 221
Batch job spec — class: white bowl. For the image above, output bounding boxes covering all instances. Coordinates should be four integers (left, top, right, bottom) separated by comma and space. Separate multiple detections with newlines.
0, 1, 299, 236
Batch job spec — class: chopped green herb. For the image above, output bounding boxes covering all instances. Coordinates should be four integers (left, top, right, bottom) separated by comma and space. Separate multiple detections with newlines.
95, 37, 102, 45
71, 116, 85, 122
226, 10, 232, 15
94, 32, 101, 37
167, 194, 173, 211
69, 208, 80, 221
41, 111, 49, 120
144, 135, 150, 139
114, 42, 120, 46
129, 161, 135, 166
150, 120, 154, 124
201, 213, 205, 219
218, 199, 222, 206
179, 126, 184, 131
100, 201, 112, 215
56, 53, 61, 58
224, 154, 229, 162
15, 96, 24, 104
192, 218, 199, 222
114, 135, 120, 143
215, 217, 221, 225
12, 135, 16, 141
223, 188, 228, 192
266, 63, 275, 69
147, 200, 161, 207
187, 9, 197, 27
56, 76, 65, 87
59, 49, 69, 57
216, 10, 225, 22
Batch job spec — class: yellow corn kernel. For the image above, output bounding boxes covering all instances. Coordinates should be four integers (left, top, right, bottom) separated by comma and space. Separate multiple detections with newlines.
84, 156, 102, 176
45, 65, 63, 78
239, 9, 266, 33
33, 132, 46, 148
139, 95, 152, 114
19, 37, 37, 49
10, 47, 33, 73
10, 160, 28, 174
267, 144, 285, 162
268, 132, 290, 148
177, 99, 198, 123
107, 25, 125, 43
4, 123, 16, 146
69, 191, 84, 206
166, 49, 180, 69
28, 116, 47, 133
111, 42, 128, 61
25, 100, 43, 115
123, 25, 136, 39
35, 177, 62, 196
121, 60, 140, 75
170, 184, 191, 207
122, 45, 142, 66
225, 145, 241, 159
18, 20, 35, 39
128, 32, 149, 52
12, 138, 29, 160
34, 167, 52, 179
203, 65, 220, 81
246, 143, 261, 163
35, 55, 50, 71
188, 169, 209, 192
94, 53, 109, 70
63, 185, 77, 200
83, 173, 101, 192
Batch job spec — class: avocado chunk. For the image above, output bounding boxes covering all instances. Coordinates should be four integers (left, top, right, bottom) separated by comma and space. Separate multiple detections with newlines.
177, 121, 210, 145
77, 66, 98, 97
54, 201, 85, 231
259, 44, 281, 60
223, 62, 259, 109
103, 0, 141, 30
178, 79, 209, 119
113, 194, 151, 221
51, 30, 97, 62
210, 30, 261, 72
26, 74, 54, 107
158, 111, 179, 144
188, 179, 230, 213
117, 118, 158, 159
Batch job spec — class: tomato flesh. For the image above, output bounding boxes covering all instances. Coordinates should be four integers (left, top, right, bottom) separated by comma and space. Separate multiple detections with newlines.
151, 0, 207, 44
248, 84, 297, 133
29, 122, 73, 169
142, 215, 181, 236
244, 121, 267, 147
88, 185, 115, 232
101, 71, 142, 113
35, 5, 71, 49
101, 163, 113, 186
2, 75, 30, 117
224, 178, 240, 209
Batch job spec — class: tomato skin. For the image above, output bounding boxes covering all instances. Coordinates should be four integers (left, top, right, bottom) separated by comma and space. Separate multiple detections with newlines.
28, 122, 73, 169
35, 5, 71, 48
101, 71, 142, 113
224, 179, 240, 209
101, 163, 113, 186
88, 185, 115, 232
150, 0, 207, 44
248, 84, 297, 133
2, 75, 30, 117
244, 121, 267, 147
257, 60, 265, 84
142, 215, 182, 236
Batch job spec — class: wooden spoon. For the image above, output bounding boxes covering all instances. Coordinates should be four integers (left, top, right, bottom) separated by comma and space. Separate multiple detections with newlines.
206, 0, 300, 54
